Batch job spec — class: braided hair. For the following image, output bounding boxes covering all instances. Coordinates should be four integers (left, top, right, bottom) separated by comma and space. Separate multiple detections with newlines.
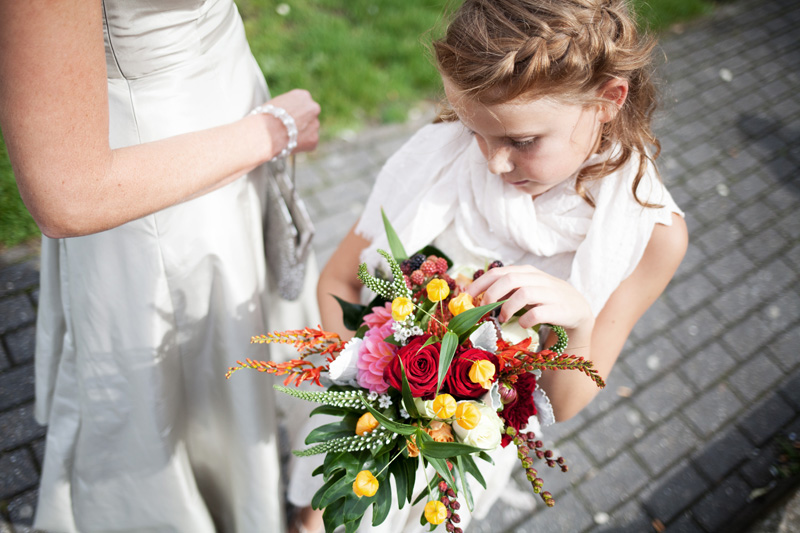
433, 0, 661, 208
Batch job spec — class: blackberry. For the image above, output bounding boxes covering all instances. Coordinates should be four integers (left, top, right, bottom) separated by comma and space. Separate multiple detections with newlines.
488, 260, 504, 270
472, 269, 485, 281
407, 253, 426, 272
400, 260, 413, 276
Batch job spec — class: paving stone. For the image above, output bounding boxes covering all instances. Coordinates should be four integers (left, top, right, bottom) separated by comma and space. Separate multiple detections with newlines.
512, 490, 593, 533
0, 341, 9, 371
537, 439, 592, 496
589, 499, 652, 533
579, 404, 647, 463
735, 199, 782, 233
633, 371, 695, 424
0, 404, 45, 451
642, 460, 709, 524
692, 474, 751, 532
0, 364, 35, 411
726, 352, 783, 402
663, 271, 718, 315
0, 261, 39, 298
3, 325, 35, 365
580, 365, 637, 419
621, 336, 683, 386
739, 444, 780, 489
6, 488, 38, 528
0, 448, 38, 500
629, 297, 677, 341
692, 426, 754, 484
759, 287, 800, 333
30, 439, 45, 469
742, 225, 791, 262
738, 394, 796, 446
0, 295, 35, 335
577, 451, 649, 513
682, 341, 737, 390
684, 383, 743, 438
634, 416, 701, 476
706, 248, 756, 286
695, 221, 744, 257
663, 513, 705, 532
671, 307, 725, 354
673, 242, 708, 280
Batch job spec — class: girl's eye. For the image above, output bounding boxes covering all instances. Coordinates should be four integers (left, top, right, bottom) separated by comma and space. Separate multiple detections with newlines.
510, 138, 536, 149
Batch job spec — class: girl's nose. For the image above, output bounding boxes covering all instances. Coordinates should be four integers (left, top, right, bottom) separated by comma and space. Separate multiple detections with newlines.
487, 147, 514, 174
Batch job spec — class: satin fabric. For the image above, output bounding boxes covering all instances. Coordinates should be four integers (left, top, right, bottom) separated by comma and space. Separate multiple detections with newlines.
33, 1, 319, 531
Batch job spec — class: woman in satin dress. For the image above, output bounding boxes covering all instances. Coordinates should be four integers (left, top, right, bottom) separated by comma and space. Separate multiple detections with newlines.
0, 0, 321, 531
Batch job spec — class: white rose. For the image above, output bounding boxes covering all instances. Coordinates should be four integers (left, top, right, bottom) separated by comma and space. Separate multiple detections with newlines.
411, 398, 437, 419
500, 318, 540, 349
328, 338, 361, 386
452, 402, 504, 450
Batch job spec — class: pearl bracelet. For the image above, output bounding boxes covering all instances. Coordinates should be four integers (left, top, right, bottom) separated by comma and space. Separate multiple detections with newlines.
251, 104, 298, 160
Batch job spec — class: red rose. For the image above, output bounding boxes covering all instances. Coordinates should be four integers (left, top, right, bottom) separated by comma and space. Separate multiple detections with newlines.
384, 336, 441, 400
441, 346, 498, 400
499, 372, 538, 447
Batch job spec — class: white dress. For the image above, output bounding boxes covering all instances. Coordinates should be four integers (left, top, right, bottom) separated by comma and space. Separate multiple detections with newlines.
344, 121, 682, 531
33, 1, 319, 531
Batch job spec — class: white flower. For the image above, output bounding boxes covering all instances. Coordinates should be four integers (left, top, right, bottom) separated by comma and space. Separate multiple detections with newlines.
412, 398, 437, 419
399, 407, 410, 419
378, 394, 393, 409
452, 402, 504, 450
367, 390, 379, 402
328, 338, 361, 386
501, 317, 540, 349
469, 322, 498, 353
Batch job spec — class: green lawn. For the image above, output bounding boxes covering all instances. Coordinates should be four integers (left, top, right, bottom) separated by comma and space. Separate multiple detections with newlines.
0, 0, 716, 248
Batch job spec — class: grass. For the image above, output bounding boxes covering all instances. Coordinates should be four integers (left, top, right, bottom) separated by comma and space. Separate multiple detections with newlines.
0, 0, 716, 248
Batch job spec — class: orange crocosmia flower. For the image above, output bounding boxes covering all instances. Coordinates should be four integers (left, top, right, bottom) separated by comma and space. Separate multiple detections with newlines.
352, 470, 379, 498
355, 412, 379, 436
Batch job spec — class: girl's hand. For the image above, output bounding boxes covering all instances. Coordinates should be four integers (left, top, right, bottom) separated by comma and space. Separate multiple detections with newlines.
266, 89, 321, 154
466, 265, 594, 333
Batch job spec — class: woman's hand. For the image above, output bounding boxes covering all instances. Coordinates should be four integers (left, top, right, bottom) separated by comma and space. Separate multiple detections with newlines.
265, 89, 321, 155
466, 265, 594, 334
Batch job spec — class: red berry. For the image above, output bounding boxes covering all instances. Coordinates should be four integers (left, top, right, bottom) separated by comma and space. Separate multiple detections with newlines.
472, 269, 484, 281
434, 257, 449, 274
404, 275, 412, 290
420, 260, 438, 276
410, 270, 425, 285
488, 260, 504, 269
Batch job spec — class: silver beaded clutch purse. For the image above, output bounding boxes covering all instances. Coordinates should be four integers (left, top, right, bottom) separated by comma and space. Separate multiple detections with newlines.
264, 155, 314, 300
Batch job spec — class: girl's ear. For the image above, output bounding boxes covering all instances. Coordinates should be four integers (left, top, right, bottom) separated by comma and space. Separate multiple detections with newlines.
597, 78, 629, 123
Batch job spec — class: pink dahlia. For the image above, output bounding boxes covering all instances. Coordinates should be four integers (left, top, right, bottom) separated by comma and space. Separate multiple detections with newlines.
362, 302, 393, 330
356, 322, 397, 393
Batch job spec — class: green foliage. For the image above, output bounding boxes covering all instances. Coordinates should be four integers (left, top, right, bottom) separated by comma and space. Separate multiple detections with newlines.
0, 130, 40, 247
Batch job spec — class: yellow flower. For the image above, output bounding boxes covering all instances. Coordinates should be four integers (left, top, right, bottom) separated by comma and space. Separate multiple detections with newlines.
391, 297, 414, 322
424, 500, 448, 525
355, 412, 379, 436
352, 470, 379, 498
426, 279, 450, 302
455, 401, 481, 430
447, 292, 475, 316
468, 359, 496, 390
432, 393, 457, 419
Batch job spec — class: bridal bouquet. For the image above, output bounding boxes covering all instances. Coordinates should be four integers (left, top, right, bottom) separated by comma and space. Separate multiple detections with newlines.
227, 213, 605, 533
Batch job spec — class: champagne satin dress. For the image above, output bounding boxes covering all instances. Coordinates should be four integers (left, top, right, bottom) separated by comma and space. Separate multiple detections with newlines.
33, 1, 318, 531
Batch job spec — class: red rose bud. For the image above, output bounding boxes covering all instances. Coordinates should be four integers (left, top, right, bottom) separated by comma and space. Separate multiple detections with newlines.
438, 481, 449, 493
536, 450, 545, 459
544, 450, 553, 459
446, 488, 456, 498
498, 382, 517, 405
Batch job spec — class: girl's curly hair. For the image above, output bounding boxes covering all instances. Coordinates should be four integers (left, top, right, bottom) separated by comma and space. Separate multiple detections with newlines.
433, 0, 661, 207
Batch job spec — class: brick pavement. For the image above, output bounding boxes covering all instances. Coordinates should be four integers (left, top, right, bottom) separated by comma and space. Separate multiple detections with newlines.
2, 0, 799, 530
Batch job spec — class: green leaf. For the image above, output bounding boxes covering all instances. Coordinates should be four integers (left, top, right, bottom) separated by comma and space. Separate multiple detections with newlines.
446, 300, 506, 338
478, 451, 495, 465
305, 417, 358, 445
311, 470, 346, 509
309, 404, 350, 418
436, 331, 458, 394
416, 244, 452, 268
412, 475, 439, 505
322, 498, 345, 533
460, 454, 487, 489
399, 359, 420, 419
417, 439, 484, 459
417, 431, 455, 485
371, 466, 393, 526
333, 295, 368, 332
381, 208, 407, 261
456, 455, 475, 512
360, 397, 417, 436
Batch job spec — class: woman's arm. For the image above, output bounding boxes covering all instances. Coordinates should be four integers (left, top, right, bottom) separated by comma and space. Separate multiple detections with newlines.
538, 213, 688, 420
0, 0, 320, 239
317, 224, 371, 340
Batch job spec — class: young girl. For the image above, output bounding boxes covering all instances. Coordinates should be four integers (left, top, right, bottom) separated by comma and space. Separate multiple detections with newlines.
292, 0, 687, 530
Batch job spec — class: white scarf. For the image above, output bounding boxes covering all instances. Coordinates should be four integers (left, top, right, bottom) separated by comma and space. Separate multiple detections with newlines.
356, 121, 681, 316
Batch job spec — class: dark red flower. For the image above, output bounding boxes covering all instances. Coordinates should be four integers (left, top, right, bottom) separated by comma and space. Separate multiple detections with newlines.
499, 372, 537, 447
384, 335, 442, 400
442, 346, 498, 401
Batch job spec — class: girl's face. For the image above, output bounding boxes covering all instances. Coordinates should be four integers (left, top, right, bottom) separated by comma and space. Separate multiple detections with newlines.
444, 78, 614, 199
